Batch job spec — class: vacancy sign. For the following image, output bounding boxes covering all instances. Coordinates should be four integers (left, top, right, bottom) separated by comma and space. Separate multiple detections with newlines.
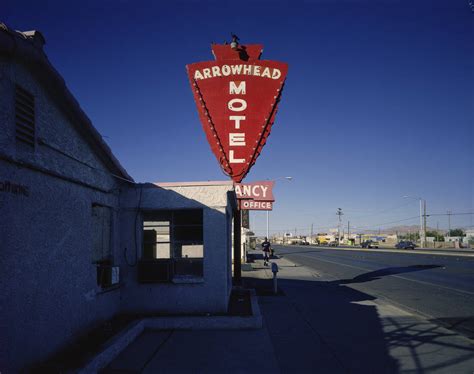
235, 181, 274, 201
186, 43, 288, 182
236, 181, 274, 211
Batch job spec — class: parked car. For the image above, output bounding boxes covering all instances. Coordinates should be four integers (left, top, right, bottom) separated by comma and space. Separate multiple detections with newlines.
395, 241, 417, 250
361, 240, 379, 249
301, 241, 310, 245
327, 241, 338, 247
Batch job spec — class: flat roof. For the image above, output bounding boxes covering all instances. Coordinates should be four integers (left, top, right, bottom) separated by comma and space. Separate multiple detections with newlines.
154, 181, 234, 187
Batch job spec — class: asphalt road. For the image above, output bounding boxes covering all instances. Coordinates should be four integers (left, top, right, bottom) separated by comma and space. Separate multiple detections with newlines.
273, 244, 474, 338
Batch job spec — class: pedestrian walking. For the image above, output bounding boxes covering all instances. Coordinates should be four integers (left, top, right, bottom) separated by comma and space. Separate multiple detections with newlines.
261, 237, 271, 266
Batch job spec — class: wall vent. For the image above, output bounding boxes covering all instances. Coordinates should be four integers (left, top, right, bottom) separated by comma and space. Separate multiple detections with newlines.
15, 85, 35, 146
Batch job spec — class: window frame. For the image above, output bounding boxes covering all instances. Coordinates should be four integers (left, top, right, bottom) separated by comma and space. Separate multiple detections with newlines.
92, 203, 117, 289
140, 209, 204, 282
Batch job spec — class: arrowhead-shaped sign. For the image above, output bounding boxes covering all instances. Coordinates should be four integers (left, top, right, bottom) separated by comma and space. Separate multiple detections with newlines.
186, 43, 288, 182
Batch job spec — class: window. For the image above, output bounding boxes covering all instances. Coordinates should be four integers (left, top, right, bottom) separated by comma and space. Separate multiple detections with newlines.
141, 210, 203, 282
15, 85, 35, 147
92, 205, 116, 288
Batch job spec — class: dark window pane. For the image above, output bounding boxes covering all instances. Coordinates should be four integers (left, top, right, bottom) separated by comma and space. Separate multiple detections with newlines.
143, 211, 171, 221
174, 226, 203, 242
173, 210, 203, 225
143, 240, 156, 260
174, 258, 203, 277
138, 260, 171, 283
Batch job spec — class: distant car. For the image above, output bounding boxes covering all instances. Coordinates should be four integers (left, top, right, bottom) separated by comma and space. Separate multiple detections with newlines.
300, 241, 310, 245
327, 241, 338, 247
361, 240, 379, 249
395, 241, 416, 250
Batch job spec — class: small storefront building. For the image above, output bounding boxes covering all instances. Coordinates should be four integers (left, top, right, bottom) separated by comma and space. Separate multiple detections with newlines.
119, 181, 236, 314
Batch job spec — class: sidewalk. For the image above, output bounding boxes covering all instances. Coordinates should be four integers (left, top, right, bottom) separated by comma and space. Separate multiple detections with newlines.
103, 252, 474, 373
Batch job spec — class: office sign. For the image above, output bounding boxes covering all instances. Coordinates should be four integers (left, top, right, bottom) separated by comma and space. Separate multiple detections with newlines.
239, 200, 273, 211
186, 43, 288, 182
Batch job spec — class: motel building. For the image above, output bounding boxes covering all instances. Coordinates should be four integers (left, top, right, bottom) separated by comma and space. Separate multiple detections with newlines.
0, 24, 242, 371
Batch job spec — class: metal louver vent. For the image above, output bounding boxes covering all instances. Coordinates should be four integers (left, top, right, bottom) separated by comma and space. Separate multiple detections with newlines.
15, 85, 35, 146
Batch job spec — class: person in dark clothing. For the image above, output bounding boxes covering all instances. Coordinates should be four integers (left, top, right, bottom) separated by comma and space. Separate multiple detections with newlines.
261, 237, 271, 266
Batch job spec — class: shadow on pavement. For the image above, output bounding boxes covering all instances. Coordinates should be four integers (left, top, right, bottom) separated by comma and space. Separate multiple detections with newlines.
337, 265, 443, 285
244, 275, 473, 374
430, 316, 474, 340
247, 251, 319, 263
245, 276, 397, 373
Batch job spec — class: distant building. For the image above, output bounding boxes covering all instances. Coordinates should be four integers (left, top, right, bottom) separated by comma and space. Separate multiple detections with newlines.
465, 230, 474, 243
445, 236, 464, 242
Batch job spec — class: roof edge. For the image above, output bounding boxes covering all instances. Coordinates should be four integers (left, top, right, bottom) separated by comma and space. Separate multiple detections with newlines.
0, 23, 134, 182
154, 180, 234, 187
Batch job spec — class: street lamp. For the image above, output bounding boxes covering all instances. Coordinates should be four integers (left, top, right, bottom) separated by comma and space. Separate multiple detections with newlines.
267, 176, 293, 241
403, 195, 426, 248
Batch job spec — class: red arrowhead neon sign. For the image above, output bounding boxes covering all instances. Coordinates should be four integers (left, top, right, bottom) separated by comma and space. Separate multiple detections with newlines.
186, 43, 288, 182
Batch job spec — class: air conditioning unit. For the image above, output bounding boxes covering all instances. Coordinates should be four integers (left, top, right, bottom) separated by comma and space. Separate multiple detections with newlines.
97, 265, 120, 288
138, 260, 171, 283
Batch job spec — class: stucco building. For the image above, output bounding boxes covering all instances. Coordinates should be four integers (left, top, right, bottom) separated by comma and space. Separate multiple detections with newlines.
0, 23, 238, 371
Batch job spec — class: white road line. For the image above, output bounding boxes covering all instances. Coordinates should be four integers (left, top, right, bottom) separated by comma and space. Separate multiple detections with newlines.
287, 252, 474, 297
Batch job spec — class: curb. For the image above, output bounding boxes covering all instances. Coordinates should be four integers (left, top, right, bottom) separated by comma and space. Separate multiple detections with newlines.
78, 320, 146, 373
78, 290, 262, 372
287, 245, 474, 258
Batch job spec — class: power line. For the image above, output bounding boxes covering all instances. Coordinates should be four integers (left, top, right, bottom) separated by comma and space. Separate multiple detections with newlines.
352, 215, 420, 230
427, 212, 474, 217
345, 201, 415, 219
251, 212, 473, 235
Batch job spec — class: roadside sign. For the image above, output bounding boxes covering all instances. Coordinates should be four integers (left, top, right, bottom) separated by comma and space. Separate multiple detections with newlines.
239, 200, 273, 211
186, 43, 288, 182
235, 181, 274, 201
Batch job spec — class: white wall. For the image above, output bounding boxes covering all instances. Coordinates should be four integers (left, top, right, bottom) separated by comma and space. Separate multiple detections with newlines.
118, 182, 234, 314
0, 60, 123, 371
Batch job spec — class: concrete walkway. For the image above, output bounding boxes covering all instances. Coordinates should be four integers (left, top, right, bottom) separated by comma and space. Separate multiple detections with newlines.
103, 252, 474, 373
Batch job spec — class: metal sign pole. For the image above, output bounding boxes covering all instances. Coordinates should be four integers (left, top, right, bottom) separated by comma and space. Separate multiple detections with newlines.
233, 208, 242, 285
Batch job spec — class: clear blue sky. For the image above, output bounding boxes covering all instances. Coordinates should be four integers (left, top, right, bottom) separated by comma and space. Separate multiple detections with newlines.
5, 0, 473, 235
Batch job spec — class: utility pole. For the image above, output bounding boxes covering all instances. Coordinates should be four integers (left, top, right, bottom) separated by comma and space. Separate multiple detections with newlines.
310, 223, 314, 243
266, 211, 269, 239
423, 200, 427, 247
447, 210, 452, 236
402, 195, 426, 247
336, 208, 344, 243
233, 209, 241, 285
348, 221, 350, 240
